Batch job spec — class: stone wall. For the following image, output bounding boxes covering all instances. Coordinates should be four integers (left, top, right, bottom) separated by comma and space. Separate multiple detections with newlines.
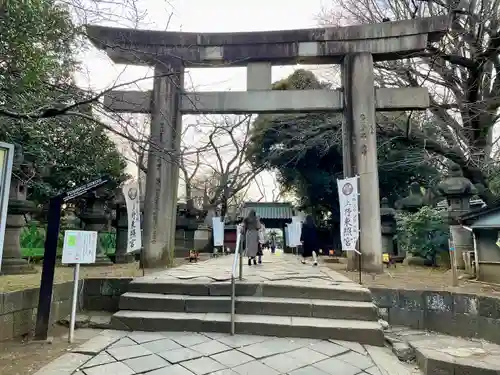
0, 282, 77, 341
371, 287, 500, 344
79, 280, 500, 345
3, 278, 500, 346
82, 278, 132, 312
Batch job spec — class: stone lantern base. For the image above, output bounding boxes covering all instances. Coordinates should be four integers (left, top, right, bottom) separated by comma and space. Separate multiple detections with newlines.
1, 258, 36, 275
115, 253, 136, 264
82, 254, 114, 267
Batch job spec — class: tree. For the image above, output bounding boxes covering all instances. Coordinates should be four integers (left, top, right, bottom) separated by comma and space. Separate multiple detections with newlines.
319, 0, 500, 191
396, 206, 449, 265
0, 0, 127, 204
248, 69, 440, 219
187, 115, 262, 217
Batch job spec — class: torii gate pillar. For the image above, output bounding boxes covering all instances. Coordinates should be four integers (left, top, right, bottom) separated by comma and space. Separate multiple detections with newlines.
342, 53, 383, 273
142, 63, 183, 268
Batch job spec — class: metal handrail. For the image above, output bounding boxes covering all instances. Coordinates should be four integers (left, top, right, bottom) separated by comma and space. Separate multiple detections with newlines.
230, 224, 243, 335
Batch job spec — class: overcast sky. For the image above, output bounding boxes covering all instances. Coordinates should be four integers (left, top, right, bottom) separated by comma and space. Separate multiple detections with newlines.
75, 0, 331, 201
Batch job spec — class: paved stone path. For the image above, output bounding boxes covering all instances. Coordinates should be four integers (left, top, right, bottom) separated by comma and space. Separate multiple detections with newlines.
388, 327, 500, 374
35, 329, 420, 375
137, 251, 356, 287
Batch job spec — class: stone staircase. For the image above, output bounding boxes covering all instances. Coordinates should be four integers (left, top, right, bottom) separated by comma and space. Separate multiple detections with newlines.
110, 278, 384, 346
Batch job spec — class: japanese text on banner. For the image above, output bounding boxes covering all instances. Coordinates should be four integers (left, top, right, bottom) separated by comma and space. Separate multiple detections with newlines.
337, 177, 360, 252
122, 182, 142, 253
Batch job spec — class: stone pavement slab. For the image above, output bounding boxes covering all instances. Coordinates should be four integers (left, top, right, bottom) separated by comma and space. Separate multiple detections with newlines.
81, 353, 115, 369
158, 347, 204, 363
133, 252, 356, 288
182, 356, 226, 374
73, 334, 120, 355
81, 361, 134, 375
122, 353, 170, 372
387, 327, 500, 375
106, 343, 152, 360
141, 337, 182, 352
211, 349, 254, 367
232, 360, 279, 375
34, 353, 92, 375
35, 328, 419, 375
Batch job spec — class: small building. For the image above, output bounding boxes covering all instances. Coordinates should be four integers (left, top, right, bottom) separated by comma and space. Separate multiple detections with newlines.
460, 203, 500, 284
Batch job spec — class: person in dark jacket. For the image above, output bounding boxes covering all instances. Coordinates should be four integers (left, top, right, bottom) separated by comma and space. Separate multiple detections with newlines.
300, 215, 318, 266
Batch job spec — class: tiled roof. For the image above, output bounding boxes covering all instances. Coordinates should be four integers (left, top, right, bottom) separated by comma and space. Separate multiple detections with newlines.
239, 202, 294, 220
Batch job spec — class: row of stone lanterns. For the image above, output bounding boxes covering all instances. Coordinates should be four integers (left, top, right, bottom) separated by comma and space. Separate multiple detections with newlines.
379, 162, 480, 269
1, 171, 138, 274
0, 146, 486, 274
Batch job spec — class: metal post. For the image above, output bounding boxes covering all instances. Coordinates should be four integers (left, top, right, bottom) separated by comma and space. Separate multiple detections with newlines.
68, 263, 80, 343
239, 249, 243, 280
230, 275, 235, 335
357, 178, 362, 284
449, 238, 459, 287
358, 249, 362, 284
35, 197, 62, 340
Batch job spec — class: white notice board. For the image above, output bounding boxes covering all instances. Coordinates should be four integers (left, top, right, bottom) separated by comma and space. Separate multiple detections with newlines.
62, 230, 98, 264
0, 142, 14, 271
288, 222, 302, 247
212, 217, 225, 246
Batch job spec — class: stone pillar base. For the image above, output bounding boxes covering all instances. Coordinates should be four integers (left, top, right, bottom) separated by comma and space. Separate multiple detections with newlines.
346, 252, 360, 271
114, 253, 136, 264
1, 258, 37, 275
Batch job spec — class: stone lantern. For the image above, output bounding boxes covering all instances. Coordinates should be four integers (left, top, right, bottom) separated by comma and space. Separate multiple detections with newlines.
78, 189, 113, 266
113, 191, 135, 263
436, 163, 477, 269
2, 145, 37, 275
380, 198, 399, 258
395, 182, 425, 213
62, 206, 81, 229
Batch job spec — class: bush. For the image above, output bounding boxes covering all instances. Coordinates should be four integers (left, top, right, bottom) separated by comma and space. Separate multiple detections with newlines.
20, 223, 117, 258
396, 206, 449, 263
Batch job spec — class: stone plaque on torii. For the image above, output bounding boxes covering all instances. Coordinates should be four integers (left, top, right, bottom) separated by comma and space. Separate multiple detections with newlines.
86, 16, 448, 272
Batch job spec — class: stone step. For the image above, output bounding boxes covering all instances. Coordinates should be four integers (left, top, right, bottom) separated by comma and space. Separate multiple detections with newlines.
237, 296, 378, 321
119, 293, 378, 321
127, 281, 372, 302
110, 310, 384, 346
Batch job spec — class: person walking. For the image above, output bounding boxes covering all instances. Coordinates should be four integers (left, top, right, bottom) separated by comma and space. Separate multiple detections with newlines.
300, 215, 319, 266
241, 209, 261, 266
270, 231, 276, 254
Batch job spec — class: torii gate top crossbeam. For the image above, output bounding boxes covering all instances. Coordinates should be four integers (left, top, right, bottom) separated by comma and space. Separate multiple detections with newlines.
85, 16, 448, 66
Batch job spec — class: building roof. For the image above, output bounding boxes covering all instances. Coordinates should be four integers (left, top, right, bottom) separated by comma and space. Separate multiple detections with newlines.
460, 199, 500, 229
470, 212, 500, 229
239, 202, 294, 220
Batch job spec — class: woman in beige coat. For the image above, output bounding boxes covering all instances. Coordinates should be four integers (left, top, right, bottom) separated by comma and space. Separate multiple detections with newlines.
241, 209, 261, 266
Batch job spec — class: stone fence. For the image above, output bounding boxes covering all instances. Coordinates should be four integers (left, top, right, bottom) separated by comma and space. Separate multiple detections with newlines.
2, 279, 500, 345
0, 282, 77, 341
370, 287, 500, 344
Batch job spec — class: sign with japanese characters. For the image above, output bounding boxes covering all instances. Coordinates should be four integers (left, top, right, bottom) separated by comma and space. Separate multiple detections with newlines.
286, 222, 302, 247
123, 182, 142, 253
62, 230, 97, 264
337, 176, 360, 252
212, 217, 224, 246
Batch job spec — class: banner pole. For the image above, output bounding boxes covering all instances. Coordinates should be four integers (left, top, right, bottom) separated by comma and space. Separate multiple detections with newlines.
357, 176, 361, 284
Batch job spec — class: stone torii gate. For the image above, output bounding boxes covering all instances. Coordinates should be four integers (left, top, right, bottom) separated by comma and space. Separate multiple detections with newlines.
86, 16, 448, 272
